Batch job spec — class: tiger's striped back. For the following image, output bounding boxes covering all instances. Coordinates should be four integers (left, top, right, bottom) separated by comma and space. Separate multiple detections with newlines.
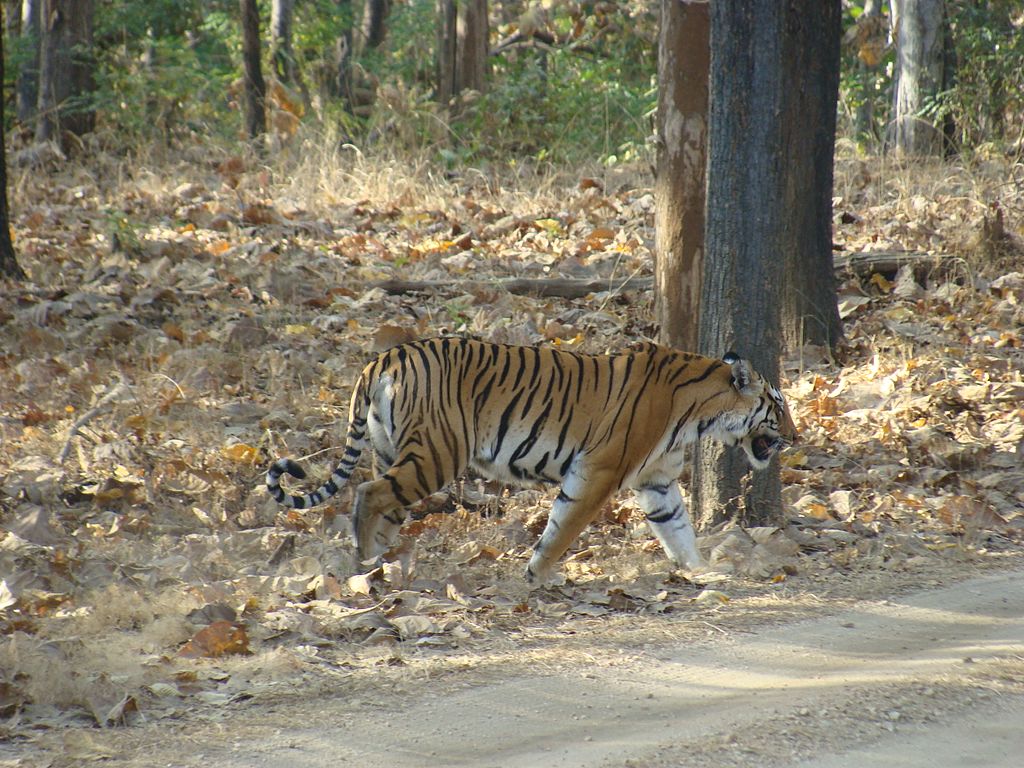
265, 337, 796, 582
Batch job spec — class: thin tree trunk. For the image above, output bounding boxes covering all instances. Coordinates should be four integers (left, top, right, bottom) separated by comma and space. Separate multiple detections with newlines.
455, 0, 488, 95
780, 0, 844, 352
330, 0, 355, 109
16, 0, 39, 124
270, 0, 295, 82
693, 0, 785, 530
853, 0, 882, 141
654, 0, 709, 353
436, 0, 457, 107
35, 0, 95, 146
240, 0, 267, 140
0, 26, 26, 280
359, 0, 389, 53
889, 0, 946, 155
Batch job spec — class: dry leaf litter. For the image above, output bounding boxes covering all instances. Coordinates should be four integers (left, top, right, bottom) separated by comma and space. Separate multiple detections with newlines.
1, 150, 1022, 746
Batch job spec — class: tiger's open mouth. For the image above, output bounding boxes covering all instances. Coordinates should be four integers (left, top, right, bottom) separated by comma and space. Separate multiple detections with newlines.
751, 436, 781, 462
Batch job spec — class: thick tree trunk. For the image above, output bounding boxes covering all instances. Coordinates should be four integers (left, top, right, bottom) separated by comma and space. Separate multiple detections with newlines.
35, 0, 95, 146
436, 0, 457, 107
0, 28, 26, 280
455, 0, 488, 95
240, 0, 267, 140
16, 0, 40, 124
780, 0, 844, 352
654, 0, 709, 353
889, 0, 947, 155
693, 0, 785, 531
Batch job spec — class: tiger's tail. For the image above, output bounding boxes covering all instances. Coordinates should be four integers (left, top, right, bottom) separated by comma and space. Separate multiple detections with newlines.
265, 372, 372, 510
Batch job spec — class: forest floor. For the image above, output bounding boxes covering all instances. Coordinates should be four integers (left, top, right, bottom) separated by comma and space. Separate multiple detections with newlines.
1, 141, 1023, 766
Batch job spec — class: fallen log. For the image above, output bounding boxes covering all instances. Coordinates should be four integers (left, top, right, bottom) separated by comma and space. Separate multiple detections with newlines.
371, 275, 652, 299
369, 251, 949, 299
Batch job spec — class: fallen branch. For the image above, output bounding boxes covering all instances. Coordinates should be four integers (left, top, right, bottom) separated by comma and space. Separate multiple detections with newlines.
371, 275, 652, 299
833, 250, 950, 280
58, 376, 131, 464
370, 251, 951, 299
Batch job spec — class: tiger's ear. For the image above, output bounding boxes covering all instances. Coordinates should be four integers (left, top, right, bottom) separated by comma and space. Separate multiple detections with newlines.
724, 351, 757, 396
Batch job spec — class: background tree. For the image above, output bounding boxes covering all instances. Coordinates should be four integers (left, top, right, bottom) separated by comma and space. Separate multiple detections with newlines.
693, 0, 787, 530
0, 19, 26, 280
780, 0, 844, 352
240, 0, 267, 140
436, 0, 457, 107
35, 0, 96, 146
654, 0, 709, 353
15, 0, 39, 124
358, 0, 389, 55
889, 0, 950, 154
437, 0, 489, 110
456, 0, 488, 96
270, 0, 296, 84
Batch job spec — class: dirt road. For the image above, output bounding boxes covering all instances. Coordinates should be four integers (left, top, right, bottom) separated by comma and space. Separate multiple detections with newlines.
44, 567, 1024, 768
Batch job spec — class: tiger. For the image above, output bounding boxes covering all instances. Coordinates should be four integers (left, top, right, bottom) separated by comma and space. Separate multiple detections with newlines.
265, 337, 797, 584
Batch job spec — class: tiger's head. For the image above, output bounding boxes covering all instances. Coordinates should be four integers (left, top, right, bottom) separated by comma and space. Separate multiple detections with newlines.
722, 351, 797, 470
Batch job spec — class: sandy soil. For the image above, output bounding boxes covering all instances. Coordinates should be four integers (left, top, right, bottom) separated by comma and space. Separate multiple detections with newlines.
17, 565, 1023, 768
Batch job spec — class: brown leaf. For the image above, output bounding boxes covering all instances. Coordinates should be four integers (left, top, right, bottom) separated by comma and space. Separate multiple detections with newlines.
933, 495, 1008, 532
178, 621, 250, 659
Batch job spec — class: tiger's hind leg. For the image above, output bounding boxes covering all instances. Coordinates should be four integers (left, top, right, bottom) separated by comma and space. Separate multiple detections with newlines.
633, 481, 704, 570
351, 452, 455, 565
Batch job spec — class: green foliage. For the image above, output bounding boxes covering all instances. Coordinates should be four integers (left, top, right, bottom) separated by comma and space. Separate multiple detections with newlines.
8, 0, 1018, 161
838, 1, 1024, 152
943, 0, 1024, 148
447, 52, 654, 165
89, 0, 237, 143
364, 1, 656, 165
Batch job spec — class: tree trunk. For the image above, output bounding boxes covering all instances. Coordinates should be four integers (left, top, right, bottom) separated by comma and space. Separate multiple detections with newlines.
240, 0, 267, 140
0, 26, 26, 280
436, 0, 457, 107
853, 0, 883, 142
780, 0, 844, 352
693, 0, 785, 531
16, 0, 39, 124
455, 0, 488, 95
359, 0, 389, 53
35, 0, 95, 146
270, 0, 295, 83
654, 0, 709, 353
889, 0, 947, 155
329, 0, 355, 108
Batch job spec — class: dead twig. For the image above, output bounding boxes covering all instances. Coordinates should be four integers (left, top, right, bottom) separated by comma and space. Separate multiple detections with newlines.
58, 376, 131, 464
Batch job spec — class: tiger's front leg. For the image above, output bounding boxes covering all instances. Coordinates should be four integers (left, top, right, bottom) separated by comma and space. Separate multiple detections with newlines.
525, 468, 617, 585
633, 481, 704, 571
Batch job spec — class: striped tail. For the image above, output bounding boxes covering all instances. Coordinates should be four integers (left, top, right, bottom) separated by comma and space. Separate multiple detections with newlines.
265, 377, 371, 509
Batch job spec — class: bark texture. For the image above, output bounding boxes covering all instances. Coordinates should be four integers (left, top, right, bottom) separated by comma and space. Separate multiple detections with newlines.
780, 0, 844, 352
240, 0, 267, 140
35, 0, 95, 145
455, 0, 489, 95
693, 0, 785, 530
16, 0, 40, 124
654, 0, 709, 353
890, 0, 947, 155
0, 27, 26, 280
436, 0, 457, 106
359, 0, 389, 52
270, 0, 296, 83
